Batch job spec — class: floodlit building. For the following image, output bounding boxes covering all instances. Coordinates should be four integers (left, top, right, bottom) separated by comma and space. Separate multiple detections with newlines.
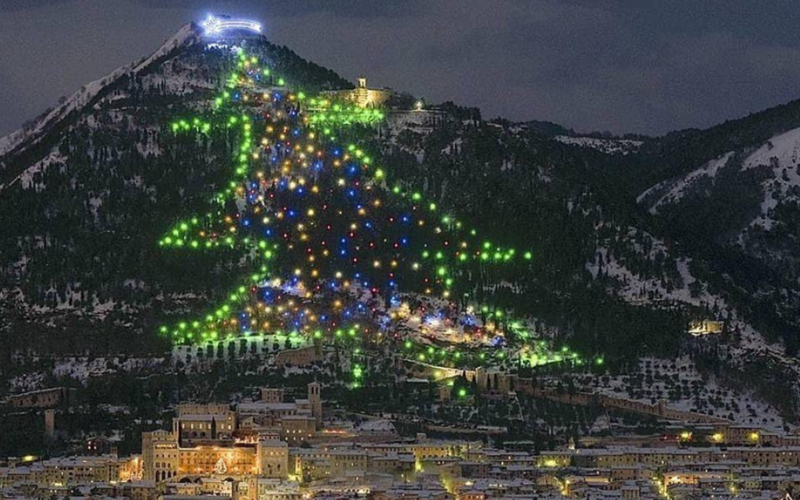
688, 320, 725, 336
142, 383, 322, 482
321, 77, 393, 108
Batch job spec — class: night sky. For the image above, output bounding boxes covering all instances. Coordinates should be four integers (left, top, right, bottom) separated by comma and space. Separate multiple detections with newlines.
3, 0, 800, 137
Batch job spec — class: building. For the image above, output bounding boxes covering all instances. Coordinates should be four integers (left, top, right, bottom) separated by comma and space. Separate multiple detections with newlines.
260, 389, 285, 404
689, 320, 725, 336
280, 415, 316, 446
320, 78, 393, 108
176, 403, 237, 445
142, 425, 285, 481
142, 384, 324, 483
258, 440, 289, 478
7, 387, 76, 408
308, 382, 322, 429
0, 454, 130, 487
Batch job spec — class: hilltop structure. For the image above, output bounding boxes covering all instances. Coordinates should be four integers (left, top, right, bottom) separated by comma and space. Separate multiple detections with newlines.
321, 77, 393, 108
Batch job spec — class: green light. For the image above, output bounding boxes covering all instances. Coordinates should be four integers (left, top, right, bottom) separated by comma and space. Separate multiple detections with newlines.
155, 45, 560, 371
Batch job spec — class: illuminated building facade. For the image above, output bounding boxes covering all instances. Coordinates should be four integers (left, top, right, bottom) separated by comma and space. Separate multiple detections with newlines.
321, 78, 393, 108
176, 403, 237, 445
141, 427, 288, 481
142, 384, 320, 482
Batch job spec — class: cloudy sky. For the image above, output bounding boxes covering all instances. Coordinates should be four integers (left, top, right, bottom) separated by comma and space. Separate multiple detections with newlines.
2, 0, 800, 137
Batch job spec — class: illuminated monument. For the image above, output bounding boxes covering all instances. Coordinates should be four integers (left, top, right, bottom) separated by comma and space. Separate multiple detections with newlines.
200, 14, 262, 36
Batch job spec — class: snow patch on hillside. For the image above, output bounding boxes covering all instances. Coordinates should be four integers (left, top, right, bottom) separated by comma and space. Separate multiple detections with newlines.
587, 224, 800, 426
555, 135, 643, 155
638, 127, 800, 232
566, 356, 789, 433
739, 127, 800, 232
10, 149, 65, 191
637, 152, 734, 212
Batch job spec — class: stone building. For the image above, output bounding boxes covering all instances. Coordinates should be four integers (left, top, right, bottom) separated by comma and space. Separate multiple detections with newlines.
320, 78, 393, 108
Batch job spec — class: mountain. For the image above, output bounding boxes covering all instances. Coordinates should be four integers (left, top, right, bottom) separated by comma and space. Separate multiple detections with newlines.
1, 21, 800, 426
0, 23, 350, 356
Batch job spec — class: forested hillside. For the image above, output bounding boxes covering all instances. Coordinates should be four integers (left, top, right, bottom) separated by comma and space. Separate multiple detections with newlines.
2, 21, 800, 419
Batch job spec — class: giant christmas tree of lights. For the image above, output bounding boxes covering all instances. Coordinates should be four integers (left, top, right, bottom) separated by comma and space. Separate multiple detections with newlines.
158, 28, 601, 385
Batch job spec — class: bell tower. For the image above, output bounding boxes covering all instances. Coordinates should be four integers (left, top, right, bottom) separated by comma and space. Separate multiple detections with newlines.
308, 382, 322, 429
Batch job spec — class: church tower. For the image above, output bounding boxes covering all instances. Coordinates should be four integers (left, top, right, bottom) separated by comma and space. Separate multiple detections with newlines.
308, 382, 322, 429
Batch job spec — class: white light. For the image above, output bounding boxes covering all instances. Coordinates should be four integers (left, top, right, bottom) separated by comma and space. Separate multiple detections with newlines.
201, 14, 262, 36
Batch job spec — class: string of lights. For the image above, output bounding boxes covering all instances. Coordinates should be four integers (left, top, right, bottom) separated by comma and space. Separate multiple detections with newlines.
158, 46, 603, 385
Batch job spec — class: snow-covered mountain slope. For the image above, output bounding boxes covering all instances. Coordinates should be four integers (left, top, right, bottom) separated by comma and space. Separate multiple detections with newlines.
3, 17, 800, 427
584, 221, 800, 424
636, 126, 800, 282
555, 135, 643, 155
0, 24, 201, 166
638, 127, 800, 223
637, 152, 735, 212
738, 127, 800, 232
0, 22, 352, 355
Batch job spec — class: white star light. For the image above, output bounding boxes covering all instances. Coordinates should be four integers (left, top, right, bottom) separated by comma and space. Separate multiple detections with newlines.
201, 14, 262, 36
